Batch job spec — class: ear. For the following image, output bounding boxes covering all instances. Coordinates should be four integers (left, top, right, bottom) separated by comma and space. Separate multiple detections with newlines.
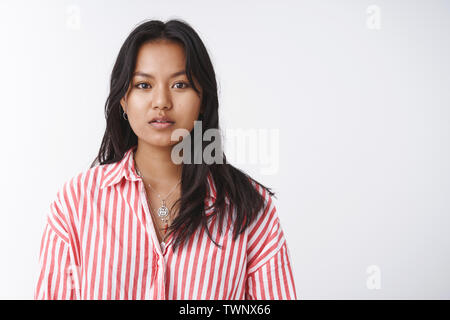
120, 97, 127, 113
120, 86, 130, 111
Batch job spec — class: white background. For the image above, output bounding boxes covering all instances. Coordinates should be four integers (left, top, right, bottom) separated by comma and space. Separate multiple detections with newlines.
0, 0, 449, 299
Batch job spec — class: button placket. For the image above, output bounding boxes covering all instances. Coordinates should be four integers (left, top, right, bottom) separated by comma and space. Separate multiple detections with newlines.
139, 179, 167, 298
151, 249, 159, 285
139, 180, 165, 257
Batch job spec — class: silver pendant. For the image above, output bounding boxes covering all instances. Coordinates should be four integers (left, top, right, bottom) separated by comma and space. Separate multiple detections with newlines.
158, 200, 170, 223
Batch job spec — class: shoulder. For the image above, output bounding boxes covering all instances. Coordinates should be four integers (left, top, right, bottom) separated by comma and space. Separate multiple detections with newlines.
46, 164, 112, 236
245, 180, 286, 273
51, 162, 114, 214
246, 181, 279, 236
243, 177, 280, 239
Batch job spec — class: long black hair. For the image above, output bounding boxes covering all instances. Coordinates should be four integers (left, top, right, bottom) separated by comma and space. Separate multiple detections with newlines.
90, 18, 276, 251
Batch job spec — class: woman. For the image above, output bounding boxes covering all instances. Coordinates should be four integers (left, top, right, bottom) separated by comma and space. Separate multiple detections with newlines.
35, 19, 297, 300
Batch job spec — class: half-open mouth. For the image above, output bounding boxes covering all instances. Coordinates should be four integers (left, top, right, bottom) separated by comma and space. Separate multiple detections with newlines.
149, 120, 175, 123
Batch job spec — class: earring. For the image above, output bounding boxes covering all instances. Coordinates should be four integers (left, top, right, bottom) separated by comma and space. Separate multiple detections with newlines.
123, 111, 128, 121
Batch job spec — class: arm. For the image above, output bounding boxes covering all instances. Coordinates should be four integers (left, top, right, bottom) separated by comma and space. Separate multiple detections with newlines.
245, 241, 297, 299
245, 190, 298, 300
34, 224, 77, 299
34, 186, 80, 300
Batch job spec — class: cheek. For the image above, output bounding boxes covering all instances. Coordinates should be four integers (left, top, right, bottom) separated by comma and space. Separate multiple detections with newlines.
176, 101, 201, 129
127, 118, 147, 138
128, 93, 148, 107
175, 115, 196, 133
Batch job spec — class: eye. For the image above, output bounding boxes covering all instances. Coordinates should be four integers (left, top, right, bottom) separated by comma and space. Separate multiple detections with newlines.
174, 81, 189, 89
135, 82, 150, 89
134, 81, 190, 90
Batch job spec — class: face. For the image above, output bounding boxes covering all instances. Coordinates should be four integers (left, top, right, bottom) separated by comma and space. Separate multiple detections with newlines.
120, 39, 203, 148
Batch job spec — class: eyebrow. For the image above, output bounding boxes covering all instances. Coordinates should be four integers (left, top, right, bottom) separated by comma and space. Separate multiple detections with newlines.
133, 70, 186, 79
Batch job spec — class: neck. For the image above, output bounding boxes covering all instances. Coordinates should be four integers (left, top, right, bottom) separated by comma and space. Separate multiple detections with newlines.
133, 140, 182, 192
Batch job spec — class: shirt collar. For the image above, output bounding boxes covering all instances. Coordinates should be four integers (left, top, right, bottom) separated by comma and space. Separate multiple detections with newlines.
100, 145, 218, 203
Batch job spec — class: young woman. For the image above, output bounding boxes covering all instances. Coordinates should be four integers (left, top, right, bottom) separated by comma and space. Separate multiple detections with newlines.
35, 19, 297, 300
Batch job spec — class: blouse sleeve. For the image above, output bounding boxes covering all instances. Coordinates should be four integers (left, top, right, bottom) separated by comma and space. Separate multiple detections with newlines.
34, 224, 77, 299
245, 187, 298, 300
245, 241, 297, 299
34, 186, 80, 300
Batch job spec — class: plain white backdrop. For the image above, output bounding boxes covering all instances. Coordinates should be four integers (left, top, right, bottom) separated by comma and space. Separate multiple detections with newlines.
0, 0, 449, 299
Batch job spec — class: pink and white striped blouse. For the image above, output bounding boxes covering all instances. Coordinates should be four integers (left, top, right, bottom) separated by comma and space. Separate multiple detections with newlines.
35, 146, 297, 300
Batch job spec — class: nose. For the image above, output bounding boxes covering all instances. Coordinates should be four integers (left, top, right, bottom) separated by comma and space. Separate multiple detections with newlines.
152, 84, 172, 111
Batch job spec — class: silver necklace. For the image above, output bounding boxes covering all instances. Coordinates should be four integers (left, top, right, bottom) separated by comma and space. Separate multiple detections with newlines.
133, 155, 181, 225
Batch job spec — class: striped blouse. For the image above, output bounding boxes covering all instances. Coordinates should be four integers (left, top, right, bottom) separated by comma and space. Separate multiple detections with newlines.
34, 146, 297, 300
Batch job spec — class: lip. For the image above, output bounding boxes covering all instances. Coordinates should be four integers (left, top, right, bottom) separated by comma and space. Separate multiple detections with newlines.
148, 115, 175, 130
149, 115, 175, 123
149, 121, 174, 129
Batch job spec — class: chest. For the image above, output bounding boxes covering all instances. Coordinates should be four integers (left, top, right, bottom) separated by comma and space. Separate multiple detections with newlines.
144, 186, 180, 238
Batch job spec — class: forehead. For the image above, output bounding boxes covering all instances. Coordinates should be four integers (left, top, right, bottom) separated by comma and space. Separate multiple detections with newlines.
134, 40, 186, 73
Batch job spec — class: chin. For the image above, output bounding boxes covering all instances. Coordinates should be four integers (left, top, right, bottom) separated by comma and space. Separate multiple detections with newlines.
146, 138, 180, 148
